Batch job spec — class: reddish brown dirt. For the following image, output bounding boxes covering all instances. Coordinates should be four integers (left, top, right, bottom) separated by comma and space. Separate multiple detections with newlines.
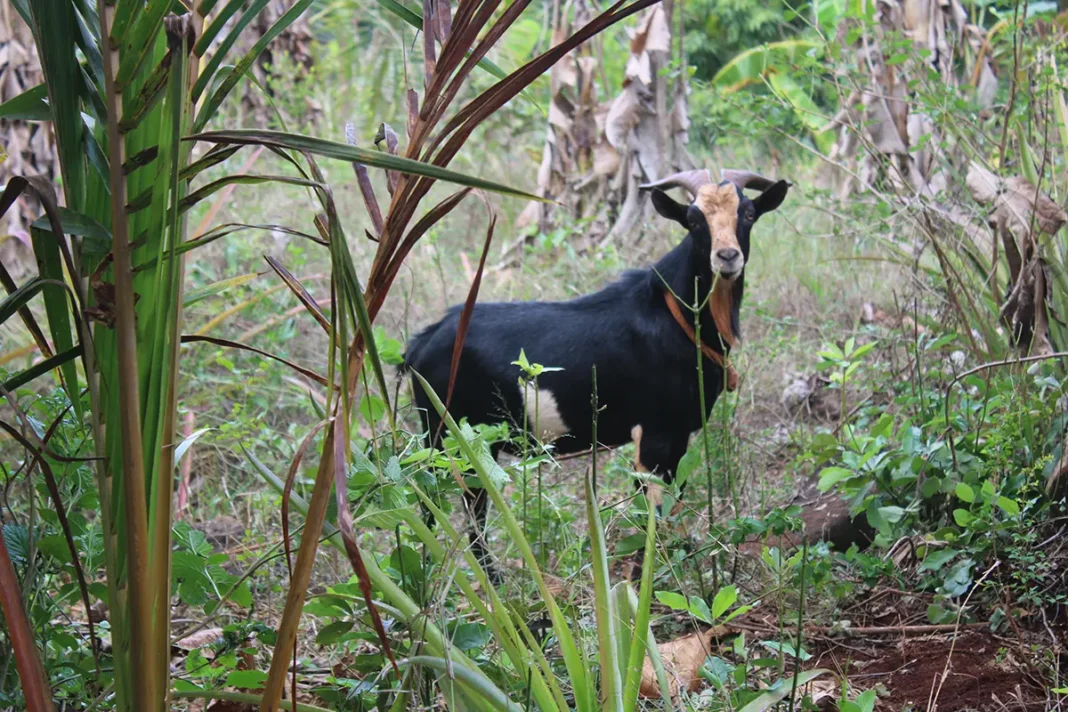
811, 631, 1041, 711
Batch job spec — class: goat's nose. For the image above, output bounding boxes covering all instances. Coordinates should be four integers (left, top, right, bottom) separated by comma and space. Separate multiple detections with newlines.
716, 248, 740, 264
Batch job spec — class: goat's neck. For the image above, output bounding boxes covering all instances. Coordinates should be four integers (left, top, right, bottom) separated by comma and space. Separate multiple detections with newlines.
653, 236, 741, 349
709, 279, 736, 347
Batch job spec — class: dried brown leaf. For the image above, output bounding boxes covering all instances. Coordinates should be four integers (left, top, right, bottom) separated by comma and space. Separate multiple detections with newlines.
173, 628, 225, 651
639, 627, 726, 698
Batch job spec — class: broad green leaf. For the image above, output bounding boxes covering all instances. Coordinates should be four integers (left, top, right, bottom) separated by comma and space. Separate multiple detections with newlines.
314, 621, 354, 646
27, 0, 86, 208
953, 508, 973, 527
850, 341, 877, 359
817, 466, 852, 492
760, 639, 812, 661
713, 40, 822, 90
767, 72, 834, 153
654, 591, 688, 610
996, 496, 1020, 516
854, 689, 878, 712
0, 83, 49, 120
878, 505, 906, 523
737, 669, 832, 712
30, 206, 110, 243
224, 670, 267, 690
917, 548, 957, 573
955, 482, 975, 503
711, 585, 738, 620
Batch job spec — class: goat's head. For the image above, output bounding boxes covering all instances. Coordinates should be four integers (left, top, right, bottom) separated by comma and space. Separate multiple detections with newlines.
640, 169, 789, 280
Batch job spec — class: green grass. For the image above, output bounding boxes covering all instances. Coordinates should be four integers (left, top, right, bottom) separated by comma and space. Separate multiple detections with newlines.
3, 2, 1067, 710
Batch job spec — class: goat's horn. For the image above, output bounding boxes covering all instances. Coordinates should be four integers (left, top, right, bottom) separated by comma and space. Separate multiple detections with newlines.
638, 169, 714, 197
721, 169, 778, 191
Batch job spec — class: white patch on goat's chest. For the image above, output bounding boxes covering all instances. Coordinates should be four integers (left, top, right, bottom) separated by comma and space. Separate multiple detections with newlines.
520, 383, 570, 442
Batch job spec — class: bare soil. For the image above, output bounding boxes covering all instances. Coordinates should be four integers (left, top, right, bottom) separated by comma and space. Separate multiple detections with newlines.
811, 631, 1044, 711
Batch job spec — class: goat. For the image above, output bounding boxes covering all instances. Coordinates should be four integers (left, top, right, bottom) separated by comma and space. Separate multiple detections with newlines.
402, 168, 789, 570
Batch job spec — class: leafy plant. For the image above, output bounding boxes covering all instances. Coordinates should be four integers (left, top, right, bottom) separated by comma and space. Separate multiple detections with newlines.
1, 0, 646, 707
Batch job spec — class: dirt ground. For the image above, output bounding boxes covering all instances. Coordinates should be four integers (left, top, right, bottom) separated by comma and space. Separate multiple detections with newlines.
811, 630, 1046, 711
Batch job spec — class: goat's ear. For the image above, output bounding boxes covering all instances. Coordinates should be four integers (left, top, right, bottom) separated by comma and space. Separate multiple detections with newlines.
649, 188, 690, 228
752, 180, 789, 219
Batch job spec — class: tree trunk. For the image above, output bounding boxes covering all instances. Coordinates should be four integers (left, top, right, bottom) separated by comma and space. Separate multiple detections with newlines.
0, 5, 56, 280
512, 0, 691, 256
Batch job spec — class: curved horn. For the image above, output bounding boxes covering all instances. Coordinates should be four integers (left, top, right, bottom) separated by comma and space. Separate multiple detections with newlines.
721, 169, 778, 191
638, 169, 714, 197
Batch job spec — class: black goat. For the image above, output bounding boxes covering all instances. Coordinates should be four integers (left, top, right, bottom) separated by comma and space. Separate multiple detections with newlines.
403, 168, 789, 567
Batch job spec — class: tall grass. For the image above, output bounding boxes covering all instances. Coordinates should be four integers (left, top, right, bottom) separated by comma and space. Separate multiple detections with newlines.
0, 0, 661, 708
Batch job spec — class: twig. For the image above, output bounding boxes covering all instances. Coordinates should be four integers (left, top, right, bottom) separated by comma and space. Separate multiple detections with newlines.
805, 622, 989, 637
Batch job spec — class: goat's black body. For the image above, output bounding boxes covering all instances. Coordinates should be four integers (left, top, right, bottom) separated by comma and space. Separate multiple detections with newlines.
403, 177, 788, 572
404, 235, 737, 459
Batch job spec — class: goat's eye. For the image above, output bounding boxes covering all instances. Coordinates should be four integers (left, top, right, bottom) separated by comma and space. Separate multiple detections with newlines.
746, 211, 755, 222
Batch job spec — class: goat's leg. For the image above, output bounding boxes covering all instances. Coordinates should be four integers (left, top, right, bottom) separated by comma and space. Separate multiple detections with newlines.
626, 427, 688, 580
419, 408, 443, 531
464, 442, 504, 583
631, 425, 689, 516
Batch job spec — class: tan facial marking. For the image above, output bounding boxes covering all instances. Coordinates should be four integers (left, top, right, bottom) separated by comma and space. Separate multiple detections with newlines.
694, 183, 743, 274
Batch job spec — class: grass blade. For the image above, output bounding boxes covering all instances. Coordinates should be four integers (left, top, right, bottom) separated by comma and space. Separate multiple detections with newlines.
191, 0, 273, 100
587, 470, 623, 711
29, 226, 81, 418
413, 370, 595, 712
263, 257, 331, 334
182, 272, 262, 307
193, 0, 316, 132
0, 262, 52, 361
622, 503, 657, 712
444, 210, 495, 416
404, 657, 524, 712
327, 416, 399, 674
404, 490, 565, 711
186, 130, 544, 201
1, 346, 83, 393
179, 335, 330, 386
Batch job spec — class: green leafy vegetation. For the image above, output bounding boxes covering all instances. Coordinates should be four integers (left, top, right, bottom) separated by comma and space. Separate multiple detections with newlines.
2, 0, 1068, 710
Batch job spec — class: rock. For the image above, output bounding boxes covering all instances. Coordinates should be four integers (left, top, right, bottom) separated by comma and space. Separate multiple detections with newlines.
781, 372, 838, 421
196, 515, 245, 551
